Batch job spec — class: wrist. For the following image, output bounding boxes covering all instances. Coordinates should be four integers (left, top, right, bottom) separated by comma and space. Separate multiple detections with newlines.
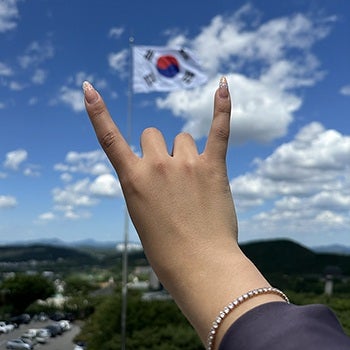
158, 243, 277, 345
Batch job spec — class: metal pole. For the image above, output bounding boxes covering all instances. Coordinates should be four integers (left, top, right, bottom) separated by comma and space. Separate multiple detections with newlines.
121, 35, 134, 350
121, 207, 129, 350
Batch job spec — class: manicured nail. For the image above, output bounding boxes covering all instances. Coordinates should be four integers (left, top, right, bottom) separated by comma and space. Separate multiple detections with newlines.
219, 76, 229, 98
82, 81, 99, 104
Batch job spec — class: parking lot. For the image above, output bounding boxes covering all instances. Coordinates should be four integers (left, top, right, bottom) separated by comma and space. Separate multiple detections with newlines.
0, 320, 81, 350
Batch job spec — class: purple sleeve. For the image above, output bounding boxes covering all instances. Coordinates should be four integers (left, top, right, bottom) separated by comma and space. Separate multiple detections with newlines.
219, 302, 350, 350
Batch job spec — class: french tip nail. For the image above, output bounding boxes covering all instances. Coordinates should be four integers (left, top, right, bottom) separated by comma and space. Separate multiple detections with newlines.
82, 81, 98, 104
82, 80, 93, 92
219, 76, 228, 89
219, 76, 229, 98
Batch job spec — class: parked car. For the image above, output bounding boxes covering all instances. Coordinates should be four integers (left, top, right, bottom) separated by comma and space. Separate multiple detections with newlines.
59, 320, 71, 331
32, 312, 48, 322
6, 338, 33, 349
37, 328, 51, 343
18, 338, 34, 348
0, 321, 14, 333
74, 341, 87, 350
9, 314, 31, 326
22, 328, 49, 344
21, 330, 39, 345
45, 323, 62, 337
49, 311, 65, 321
0, 323, 8, 334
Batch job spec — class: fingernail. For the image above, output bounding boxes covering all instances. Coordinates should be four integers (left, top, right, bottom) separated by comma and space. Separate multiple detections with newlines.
83, 81, 99, 104
219, 76, 229, 98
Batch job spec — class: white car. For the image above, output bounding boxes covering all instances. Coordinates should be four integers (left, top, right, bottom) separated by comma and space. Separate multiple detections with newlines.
59, 320, 71, 331
74, 341, 86, 350
22, 328, 48, 344
0, 321, 14, 333
6, 338, 33, 349
37, 328, 51, 342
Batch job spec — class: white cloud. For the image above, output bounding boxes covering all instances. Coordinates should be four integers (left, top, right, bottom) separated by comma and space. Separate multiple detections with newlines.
90, 174, 121, 197
190, 10, 330, 75
52, 178, 98, 208
156, 8, 331, 145
230, 122, 350, 243
0, 0, 20, 32
157, 73, 301, 143
9, 80, 25, 90
60, 172, 72, 182
109, 26, 124, 39
23, 166, 40, 177
57, 72, 108, 112
340, 85, 350, 96
0, 62, 13, 76
49, 150, 121, 219
32, 69, 47, 84
17, 40, 55, 69
72, 71, 94, 87
28, 97, 38, 106
38, 212, 56, 221
59, 86, 85, 112
256, 123, 350, 181
64, 210, 81, 220
54, 150, 111, 175
108, 49, 128, 76
4, 149, 28, 170
0, 195, 17, 208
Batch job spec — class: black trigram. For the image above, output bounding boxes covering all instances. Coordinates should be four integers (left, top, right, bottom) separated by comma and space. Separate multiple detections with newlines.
143, 73, 156, 86
179, 49, 190, 60
144, 50, 154, 61
183, 70, 195, 83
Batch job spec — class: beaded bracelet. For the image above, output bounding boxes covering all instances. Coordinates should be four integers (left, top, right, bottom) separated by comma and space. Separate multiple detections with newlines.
207, 287, 290, 350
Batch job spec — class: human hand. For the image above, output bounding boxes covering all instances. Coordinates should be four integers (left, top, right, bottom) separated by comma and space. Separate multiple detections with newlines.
83, 78, 276, 347
83, 77, 238, 268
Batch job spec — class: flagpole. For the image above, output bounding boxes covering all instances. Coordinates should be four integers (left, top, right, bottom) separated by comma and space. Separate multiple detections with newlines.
121, 35, 134, 350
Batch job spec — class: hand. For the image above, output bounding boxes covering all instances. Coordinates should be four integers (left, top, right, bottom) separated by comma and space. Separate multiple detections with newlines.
83, 78, 279, 348
83, 77, 238, 265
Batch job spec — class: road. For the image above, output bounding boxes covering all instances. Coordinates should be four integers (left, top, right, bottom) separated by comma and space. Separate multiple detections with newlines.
0, 320, 81, 350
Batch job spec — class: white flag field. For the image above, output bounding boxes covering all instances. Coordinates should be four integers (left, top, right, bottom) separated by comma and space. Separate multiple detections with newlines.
132, 46, 208, 93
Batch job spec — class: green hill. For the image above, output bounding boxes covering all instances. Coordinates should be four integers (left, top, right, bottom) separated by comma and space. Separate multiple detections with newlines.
0, 244, 97, 265
241, 239, 350, 275
0, 240, 349, 276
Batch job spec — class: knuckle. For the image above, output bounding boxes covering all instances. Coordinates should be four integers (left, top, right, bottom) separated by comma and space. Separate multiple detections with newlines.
89, 101, 106, 120
214, 125, 230, 142
153, 158, 169, 175
182, 159, 197, 174
99, 130, 118, 150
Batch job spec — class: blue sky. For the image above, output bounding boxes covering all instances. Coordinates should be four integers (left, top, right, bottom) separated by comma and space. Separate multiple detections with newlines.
0, 0, 349, 248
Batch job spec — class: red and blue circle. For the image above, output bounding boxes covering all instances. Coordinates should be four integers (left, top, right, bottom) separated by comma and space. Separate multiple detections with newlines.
156, 55, 180, 78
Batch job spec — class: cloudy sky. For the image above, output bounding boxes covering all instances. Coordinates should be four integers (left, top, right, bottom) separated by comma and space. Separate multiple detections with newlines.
0, 0, 349, 248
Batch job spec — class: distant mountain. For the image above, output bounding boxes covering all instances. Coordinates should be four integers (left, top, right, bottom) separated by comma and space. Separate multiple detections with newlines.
1, 239, 349, 276
0, 243, 97, 264
240, 239, 350, 275
0, 238, 144, 253
0, 238, 122, 249
312, 244, 350, 255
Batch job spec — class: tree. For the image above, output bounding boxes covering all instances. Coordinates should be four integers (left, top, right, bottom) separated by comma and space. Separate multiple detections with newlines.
77, 290, 202, 350
1, 274, 55, 314
64, 275, 98, 296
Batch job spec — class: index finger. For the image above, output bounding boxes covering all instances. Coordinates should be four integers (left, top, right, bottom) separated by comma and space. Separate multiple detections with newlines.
203, 76, 231, 160
83, 81, 137, 176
